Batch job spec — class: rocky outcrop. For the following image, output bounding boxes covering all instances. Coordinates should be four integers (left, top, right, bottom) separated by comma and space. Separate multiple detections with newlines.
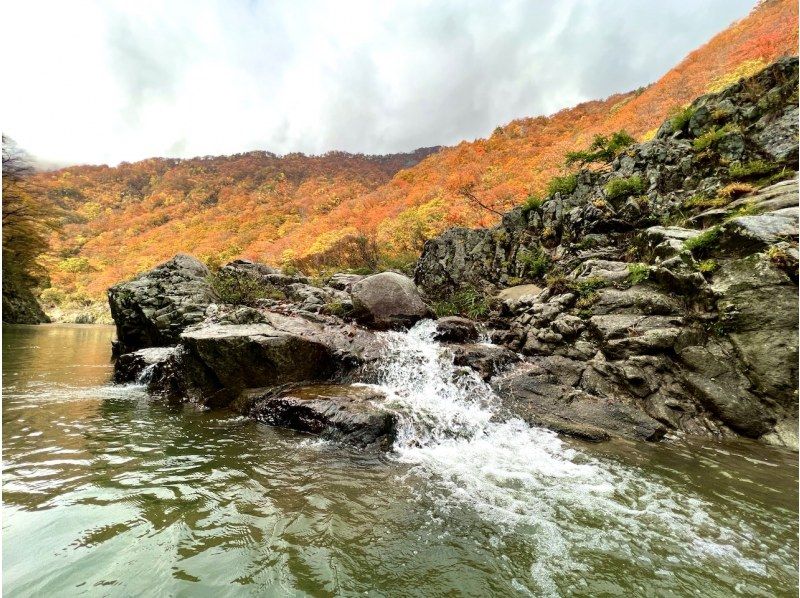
108, 254, 215, 353
2, 281, 49, 324
416, 57, 799, 449
247, 384, 397, 449
351, 272, 432, 329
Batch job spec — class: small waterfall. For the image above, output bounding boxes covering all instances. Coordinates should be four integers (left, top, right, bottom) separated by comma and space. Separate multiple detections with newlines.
370, 321, 762, 594
372, 320, 600, 523
136, 363, 157, 385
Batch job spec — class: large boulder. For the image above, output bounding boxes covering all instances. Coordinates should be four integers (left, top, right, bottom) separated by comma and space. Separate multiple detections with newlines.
350, 272, 432, 329
247, 384, 397, 449
143, 312, 383, 408
108, 254, 215, 353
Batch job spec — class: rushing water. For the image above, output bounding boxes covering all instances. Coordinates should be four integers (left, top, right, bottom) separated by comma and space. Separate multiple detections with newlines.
2, 323, 798, 596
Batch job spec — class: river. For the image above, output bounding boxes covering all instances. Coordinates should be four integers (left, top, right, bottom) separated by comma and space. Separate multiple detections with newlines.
2, 323, 797, 596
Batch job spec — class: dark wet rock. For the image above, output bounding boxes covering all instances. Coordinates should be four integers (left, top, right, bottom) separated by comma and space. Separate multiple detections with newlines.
247, 384, 396, 449
114, 347, 180, 384
137, 312, 383, 409
451, 344, 521, 381
351, 272, 432, 329
108, 254, 215, 353
434, 316, 479, 343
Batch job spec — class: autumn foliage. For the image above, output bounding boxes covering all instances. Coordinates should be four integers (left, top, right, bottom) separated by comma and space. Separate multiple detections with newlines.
31, 0, 798, 304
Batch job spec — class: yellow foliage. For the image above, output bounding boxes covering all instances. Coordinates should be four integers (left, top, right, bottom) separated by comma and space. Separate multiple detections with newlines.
376, 199, 448, 253
640, 128, 657, 142
706, 59, 767, 94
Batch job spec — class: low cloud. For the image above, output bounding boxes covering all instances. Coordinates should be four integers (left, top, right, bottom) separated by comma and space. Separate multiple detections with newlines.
3, 0, 754, 165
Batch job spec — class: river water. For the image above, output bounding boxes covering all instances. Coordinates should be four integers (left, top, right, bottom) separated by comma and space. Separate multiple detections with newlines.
2, 323, 798, 596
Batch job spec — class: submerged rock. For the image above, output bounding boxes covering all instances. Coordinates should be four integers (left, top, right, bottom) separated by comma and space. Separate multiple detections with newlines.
247, 384, 396, 449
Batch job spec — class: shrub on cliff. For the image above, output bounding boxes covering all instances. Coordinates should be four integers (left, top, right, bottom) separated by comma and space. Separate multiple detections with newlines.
209, 270, 285, 306
604, 175, 645, 200
564, 130, 635, 166
546, 174, 578, 197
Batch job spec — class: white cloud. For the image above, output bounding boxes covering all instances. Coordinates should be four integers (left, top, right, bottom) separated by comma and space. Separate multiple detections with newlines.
2, 0, 755, 165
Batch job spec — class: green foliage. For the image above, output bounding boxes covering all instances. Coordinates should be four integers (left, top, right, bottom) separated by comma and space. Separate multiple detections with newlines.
766, 246, 791, 269
431, 287, 494, 320
546, 174, 578, 197
695, 259, 719, 273
564, 130, 635, 166
727, 201, 760, 219
682, 192, 727, 210
209, 270, 286, 306
521, 194, 545, 215
39, 287, 66, 307
571, 276, 607, 297
322, 299, 351, 318
692, 124, 738, 151
518, 246, 550, 278
669, 105, 696, 131
545, 272, 570, 295
683, 226, 722, 255
727, 160, 780, 181
604, 175, 645, 200
626, 263, 650, 286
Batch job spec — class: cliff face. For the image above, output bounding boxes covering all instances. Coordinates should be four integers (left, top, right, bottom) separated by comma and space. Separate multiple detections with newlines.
2, 278, 49, 324
415, 57, 799, 448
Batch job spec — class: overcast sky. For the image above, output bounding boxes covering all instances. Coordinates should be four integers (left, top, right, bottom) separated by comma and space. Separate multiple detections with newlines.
4, 0, 755, 166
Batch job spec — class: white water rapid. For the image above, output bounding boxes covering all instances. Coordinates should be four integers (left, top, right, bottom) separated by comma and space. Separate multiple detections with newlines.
369, 320, 772, 594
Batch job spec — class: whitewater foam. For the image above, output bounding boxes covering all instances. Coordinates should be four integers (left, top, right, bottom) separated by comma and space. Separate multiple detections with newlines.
370, 320, 770, 593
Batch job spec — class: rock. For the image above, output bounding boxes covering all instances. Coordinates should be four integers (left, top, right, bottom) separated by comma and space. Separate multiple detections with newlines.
434, 316, 479, 343
114, 347, 180, 384
221, 259, 309, 287
571, 259, 630, 284
351, 272, 432, 329
327, 273, 365, 291
2, 280, 49, 324
247, 384, 396, 449
496, 284, 544, 306
451, 344, 521, 380
144, 312, 383, 408
108, 254, 215, 353
637, 226, 700, 261
756, 105, 799, 161
677, 341, 774, 437
719, 212, 798, 253
493, 368, 666, 442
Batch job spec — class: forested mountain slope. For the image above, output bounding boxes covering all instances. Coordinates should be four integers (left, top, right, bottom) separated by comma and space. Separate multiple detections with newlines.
32, 0, 797, 314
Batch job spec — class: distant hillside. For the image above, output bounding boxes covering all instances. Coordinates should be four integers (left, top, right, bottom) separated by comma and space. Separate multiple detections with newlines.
33, 0, 797, 309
